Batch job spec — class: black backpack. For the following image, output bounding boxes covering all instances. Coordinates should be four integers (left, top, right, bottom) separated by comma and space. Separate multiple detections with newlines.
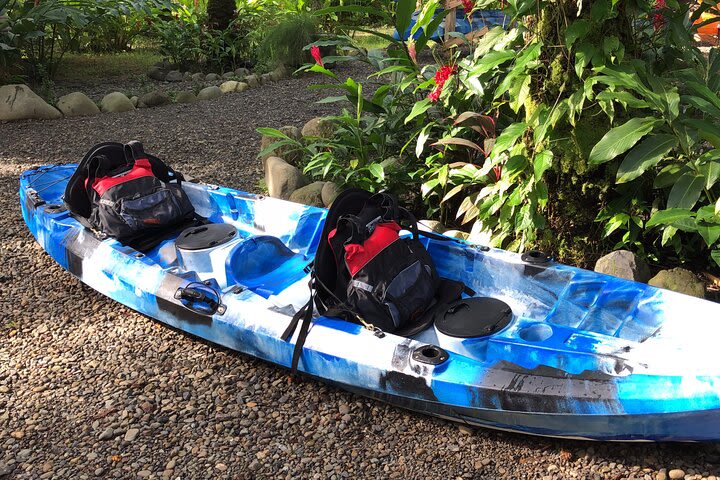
64, 141, 197, 248
282, 189, 468, 372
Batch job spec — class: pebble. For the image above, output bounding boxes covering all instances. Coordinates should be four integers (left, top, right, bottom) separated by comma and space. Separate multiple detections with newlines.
124, 428, 140, 442
138, 470, 151, 477
215, 463, 228, 471
98, 427, 115, 440
668, 470, 685, 480
94, 468, 104, 476
339, 404, 350, 415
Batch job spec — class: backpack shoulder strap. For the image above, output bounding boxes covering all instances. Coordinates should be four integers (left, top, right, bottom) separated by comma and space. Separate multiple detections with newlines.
124, 141, 184, 183
64, 142, 125, 218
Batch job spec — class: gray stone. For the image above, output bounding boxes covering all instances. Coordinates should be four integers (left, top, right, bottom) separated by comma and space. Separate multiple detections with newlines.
301, 117, 334, 139
245, 74, 260, 88
165, 70, 183, 82
0, 462, 12, 476
183, 71, 192, 80
0, 84, 62, 121
220, 80, 239, 94
100, 92, 135, 113
235, 82, 249, 92
191, 73, 204, 82
260, 125, 302, 166
289, 182, 325, 207
98, 427, 115, 440
321, 181, 340, 207
271, 65, 289, 81
417, 219, 446, 233
56, 92, 99, 117
234, 67, 250, 78
130, 96, 138, 107
221, 72, 235, 80
196, 86, 222, 101
205, 73, 220, 81
124, 428, 139, 442
649, 268, 705, 298
16, 449, 32, 462
139, 90, 171, 108
594, 250, 651, 283
147, 66, 167, 81
265, 156, 308, 200
260, 73, 272, 84
175, 91, 197, 104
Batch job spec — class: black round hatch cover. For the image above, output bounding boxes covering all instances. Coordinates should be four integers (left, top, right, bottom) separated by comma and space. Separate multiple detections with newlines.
434, 297, 513, 338
176, 224, 238, 251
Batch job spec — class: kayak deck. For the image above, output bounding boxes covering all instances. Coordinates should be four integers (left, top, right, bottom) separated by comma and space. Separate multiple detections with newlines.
19, 164, 720, 441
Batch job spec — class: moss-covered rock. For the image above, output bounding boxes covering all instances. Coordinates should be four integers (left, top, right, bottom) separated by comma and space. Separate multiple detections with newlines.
649, 268, 705, 298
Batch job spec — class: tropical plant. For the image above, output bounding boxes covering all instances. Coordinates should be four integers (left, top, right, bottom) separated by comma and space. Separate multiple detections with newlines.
255, 11, 318, 68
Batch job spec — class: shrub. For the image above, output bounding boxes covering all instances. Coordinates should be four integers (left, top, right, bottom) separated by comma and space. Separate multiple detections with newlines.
255, 11, 318, 69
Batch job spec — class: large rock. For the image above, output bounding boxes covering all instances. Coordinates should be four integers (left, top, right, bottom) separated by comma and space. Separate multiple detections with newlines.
221, 71, 235, 80
147, 66, 167, 81
443, 230, 469, 240
0, 84, 62, 121
260, 73, 272, 84
205, 73, 220, 81
289, 181, 325, 207
301, 117, 334, 139
55, 92, 99, 117
175, 91, 197, 104
265, 156, 308, 200
234, 67, 249, 78
235, 82, 249, 92
271, 65, 289, 81
197, 86, 222, 101
100, 92, 135, 113
245, 74, 260, 88
260, 125, 302, 166
191, 72, 205, 82
220, 80, 239, 94
165, 70, 183, 82
594, 250, 651, 283
321, 181, 340, 207
649, 268, 705, 298
417, 219, 446, 233
139, 90, 171, 108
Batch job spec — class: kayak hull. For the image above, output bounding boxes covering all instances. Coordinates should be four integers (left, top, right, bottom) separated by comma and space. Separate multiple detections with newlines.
19, 165, 720, 441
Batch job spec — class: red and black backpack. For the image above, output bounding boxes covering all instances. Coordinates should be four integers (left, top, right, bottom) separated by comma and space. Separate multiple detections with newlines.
283, 189, 468, 372
64, 141, 197, 248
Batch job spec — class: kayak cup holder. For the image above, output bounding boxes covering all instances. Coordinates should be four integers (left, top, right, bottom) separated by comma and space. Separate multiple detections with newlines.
518, 323, 554, 342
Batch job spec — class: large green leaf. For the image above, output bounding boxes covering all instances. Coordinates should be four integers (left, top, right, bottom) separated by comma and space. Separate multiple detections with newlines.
492, 123, 527, 155
712, 249, 720, 267
681, 118, 720, 148
698, 221, 720, 246
589, 117, 662, 165
394, 0, 415, 41
667, 172, 705, 209
533, 150, 553, 180
646, 208, 694, 228
565, 19, 591, 49
467, 50, 515, 77
616, 134, 677, 183
404, 99, 432, 124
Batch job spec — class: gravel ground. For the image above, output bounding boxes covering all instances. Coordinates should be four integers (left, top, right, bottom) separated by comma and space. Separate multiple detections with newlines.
1, 62, 720, 480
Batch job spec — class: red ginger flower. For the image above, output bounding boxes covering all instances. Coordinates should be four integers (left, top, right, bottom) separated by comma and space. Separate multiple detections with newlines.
653, 0, 666, 31
407, 39, 417, 64
427, 65, 458, 102
311, 45, 324, 67
462, 0, 474, 16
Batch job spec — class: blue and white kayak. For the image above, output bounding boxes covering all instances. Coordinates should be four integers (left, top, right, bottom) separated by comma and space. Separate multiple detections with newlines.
19, 164, 720, 441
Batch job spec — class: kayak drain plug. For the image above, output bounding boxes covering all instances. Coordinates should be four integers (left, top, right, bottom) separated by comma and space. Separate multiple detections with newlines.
412, 345, 449, 365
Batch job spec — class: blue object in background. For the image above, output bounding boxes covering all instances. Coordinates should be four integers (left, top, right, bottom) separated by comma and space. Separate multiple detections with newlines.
393, 8, 509, 41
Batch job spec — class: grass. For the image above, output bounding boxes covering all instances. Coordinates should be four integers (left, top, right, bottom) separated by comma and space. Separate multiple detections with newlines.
55, 48, 163, 82
349, 26, 394, 51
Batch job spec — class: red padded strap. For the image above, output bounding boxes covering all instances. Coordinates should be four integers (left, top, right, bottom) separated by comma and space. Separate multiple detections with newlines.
91, 158, 154, 196
344, 222, 400, 276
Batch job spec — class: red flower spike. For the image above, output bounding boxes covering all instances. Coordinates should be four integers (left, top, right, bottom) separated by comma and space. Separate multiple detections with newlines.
493, 165, 502, 182
428, 87, 441, 102
311, 45, 324, 68
462, 0, 474, 16
407, 39, 417, 64
653, 0, 666, 31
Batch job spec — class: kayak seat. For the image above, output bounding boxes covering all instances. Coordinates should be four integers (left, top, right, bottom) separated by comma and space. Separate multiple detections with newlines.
225, 235, 310, 298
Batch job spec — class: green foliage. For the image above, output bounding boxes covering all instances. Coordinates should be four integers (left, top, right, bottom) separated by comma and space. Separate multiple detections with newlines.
1, 0, 172, 82
255, 11, 318, 68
